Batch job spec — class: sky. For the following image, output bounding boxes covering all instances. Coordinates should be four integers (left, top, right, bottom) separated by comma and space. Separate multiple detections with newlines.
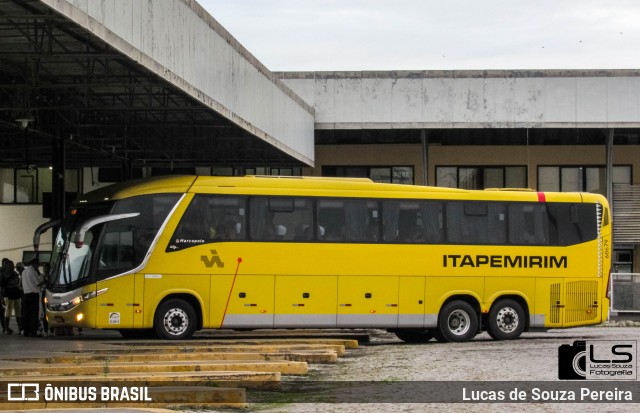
198, 0, 640, 72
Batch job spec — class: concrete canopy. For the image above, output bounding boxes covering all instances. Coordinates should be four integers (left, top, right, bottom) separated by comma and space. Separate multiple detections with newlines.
0, 0, 315, 171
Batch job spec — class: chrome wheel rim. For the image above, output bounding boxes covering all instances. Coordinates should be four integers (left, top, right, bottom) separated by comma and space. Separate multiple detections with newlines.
447, 309, 471, 336
163, 308, 189, 336
496, 307, 519, 333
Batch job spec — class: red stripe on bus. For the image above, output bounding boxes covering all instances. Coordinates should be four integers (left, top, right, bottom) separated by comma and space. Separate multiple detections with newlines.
537, 192, 546, 202
220, 257, 243, 327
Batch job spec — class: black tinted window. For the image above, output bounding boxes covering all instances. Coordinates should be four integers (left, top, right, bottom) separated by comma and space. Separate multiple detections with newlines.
250, 197, 313, 241
383, 200, 443, 243
547, 203, 597, 246
446, 202, 506, 244
168, 195, 246, 251
318, 199, 379, 242
99, 193, 180, 276
508, 204, 549, 245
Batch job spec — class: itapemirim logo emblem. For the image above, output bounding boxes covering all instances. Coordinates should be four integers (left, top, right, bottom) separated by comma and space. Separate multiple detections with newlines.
201, 249, 225, 268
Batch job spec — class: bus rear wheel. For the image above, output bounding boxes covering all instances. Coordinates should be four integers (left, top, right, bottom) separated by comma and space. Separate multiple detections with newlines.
487, 299, 525, 340
154, 299, 196, 340
393, 329, 433, 343
437, 300, 478, 342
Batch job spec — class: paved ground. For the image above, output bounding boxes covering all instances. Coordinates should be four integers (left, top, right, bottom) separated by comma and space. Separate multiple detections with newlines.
242, 324, 640, 413
1, 324, 639, 412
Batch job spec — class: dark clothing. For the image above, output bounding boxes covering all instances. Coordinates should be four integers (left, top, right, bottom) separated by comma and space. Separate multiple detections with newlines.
41, 291, 48, 334
0, 302, 5, 332
21, 292, 39, 336
1, 268, 22, 299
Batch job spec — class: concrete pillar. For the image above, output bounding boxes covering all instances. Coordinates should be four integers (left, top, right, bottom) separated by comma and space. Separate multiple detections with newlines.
421, 130, 428, 186
52, 133, 65, 221
606, 129, 614, 204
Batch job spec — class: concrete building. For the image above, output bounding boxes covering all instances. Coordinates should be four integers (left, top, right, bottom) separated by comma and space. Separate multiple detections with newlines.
1, 1, 640, 280
277, 70, 640, 274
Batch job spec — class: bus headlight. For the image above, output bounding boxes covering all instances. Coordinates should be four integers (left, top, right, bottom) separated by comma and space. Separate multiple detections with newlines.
47, 288, 108, 312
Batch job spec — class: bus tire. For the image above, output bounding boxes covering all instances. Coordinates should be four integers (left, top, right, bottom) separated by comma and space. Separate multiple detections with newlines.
432, 328, 447, 342
119, 329, 156, 339
487, 299, 525, 340
437, 300, 478, 342
154, 299, 196, 340
394, 329, 433, 343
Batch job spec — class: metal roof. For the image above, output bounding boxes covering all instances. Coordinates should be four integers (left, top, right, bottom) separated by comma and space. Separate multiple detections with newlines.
0, 0, 302, 170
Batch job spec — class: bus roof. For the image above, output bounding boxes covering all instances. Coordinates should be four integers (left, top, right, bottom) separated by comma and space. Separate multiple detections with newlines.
74, 175, 601, 204
74, 175, 197, 204
189, 175, 468, 195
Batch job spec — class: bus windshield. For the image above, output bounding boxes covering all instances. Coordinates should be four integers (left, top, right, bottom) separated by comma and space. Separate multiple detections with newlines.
49, 194, 182, 291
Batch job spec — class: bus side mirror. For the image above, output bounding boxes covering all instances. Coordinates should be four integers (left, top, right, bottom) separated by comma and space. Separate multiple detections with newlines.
73, 213, 140, 249
33, 219, 62, 251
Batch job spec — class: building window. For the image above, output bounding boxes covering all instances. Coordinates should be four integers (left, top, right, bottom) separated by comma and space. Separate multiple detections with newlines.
322, 166, 414, 184
243, 167, 301, 176
15, 168, 38, 203
0, 167, 81, 205
436, 166, 527, 189
537, 166, 631, 194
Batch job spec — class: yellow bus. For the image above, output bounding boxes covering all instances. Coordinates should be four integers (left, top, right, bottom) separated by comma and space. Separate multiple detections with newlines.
38, 175, 611, 342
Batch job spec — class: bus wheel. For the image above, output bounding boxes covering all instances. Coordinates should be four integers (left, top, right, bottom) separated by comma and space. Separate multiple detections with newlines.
487, 299, 525, 340
394, 329, 433, 343
154, 299, 196, 340
437, 300, 478, 342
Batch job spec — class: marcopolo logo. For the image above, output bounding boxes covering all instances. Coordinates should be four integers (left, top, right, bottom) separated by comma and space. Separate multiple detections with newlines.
558, 340, 637, 380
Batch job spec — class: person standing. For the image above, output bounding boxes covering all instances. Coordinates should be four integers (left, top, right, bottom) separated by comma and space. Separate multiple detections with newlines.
39, 263, 51, 336
21, 259, 41, 337
0, 258, 6, 334
1, 259, 23, 334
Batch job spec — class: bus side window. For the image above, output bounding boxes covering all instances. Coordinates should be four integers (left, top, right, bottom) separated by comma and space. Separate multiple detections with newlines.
169, 195, 246, 251
317, 200, 346, 242
547, 203, 597, 246
99, 228, 134, 270
447, 202, 478, 243
508, 204, 548, 245
383, 200, 443, 243
447, 202, 505, 244
319, 199, 379, 243
488, 203, 506, 244
173, 196, 209, 242
207, 196, 246, 241
397, 209, 420, 242
344, 200, 378, 242
420, 202, 443, 243
250, 197, 312, 241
